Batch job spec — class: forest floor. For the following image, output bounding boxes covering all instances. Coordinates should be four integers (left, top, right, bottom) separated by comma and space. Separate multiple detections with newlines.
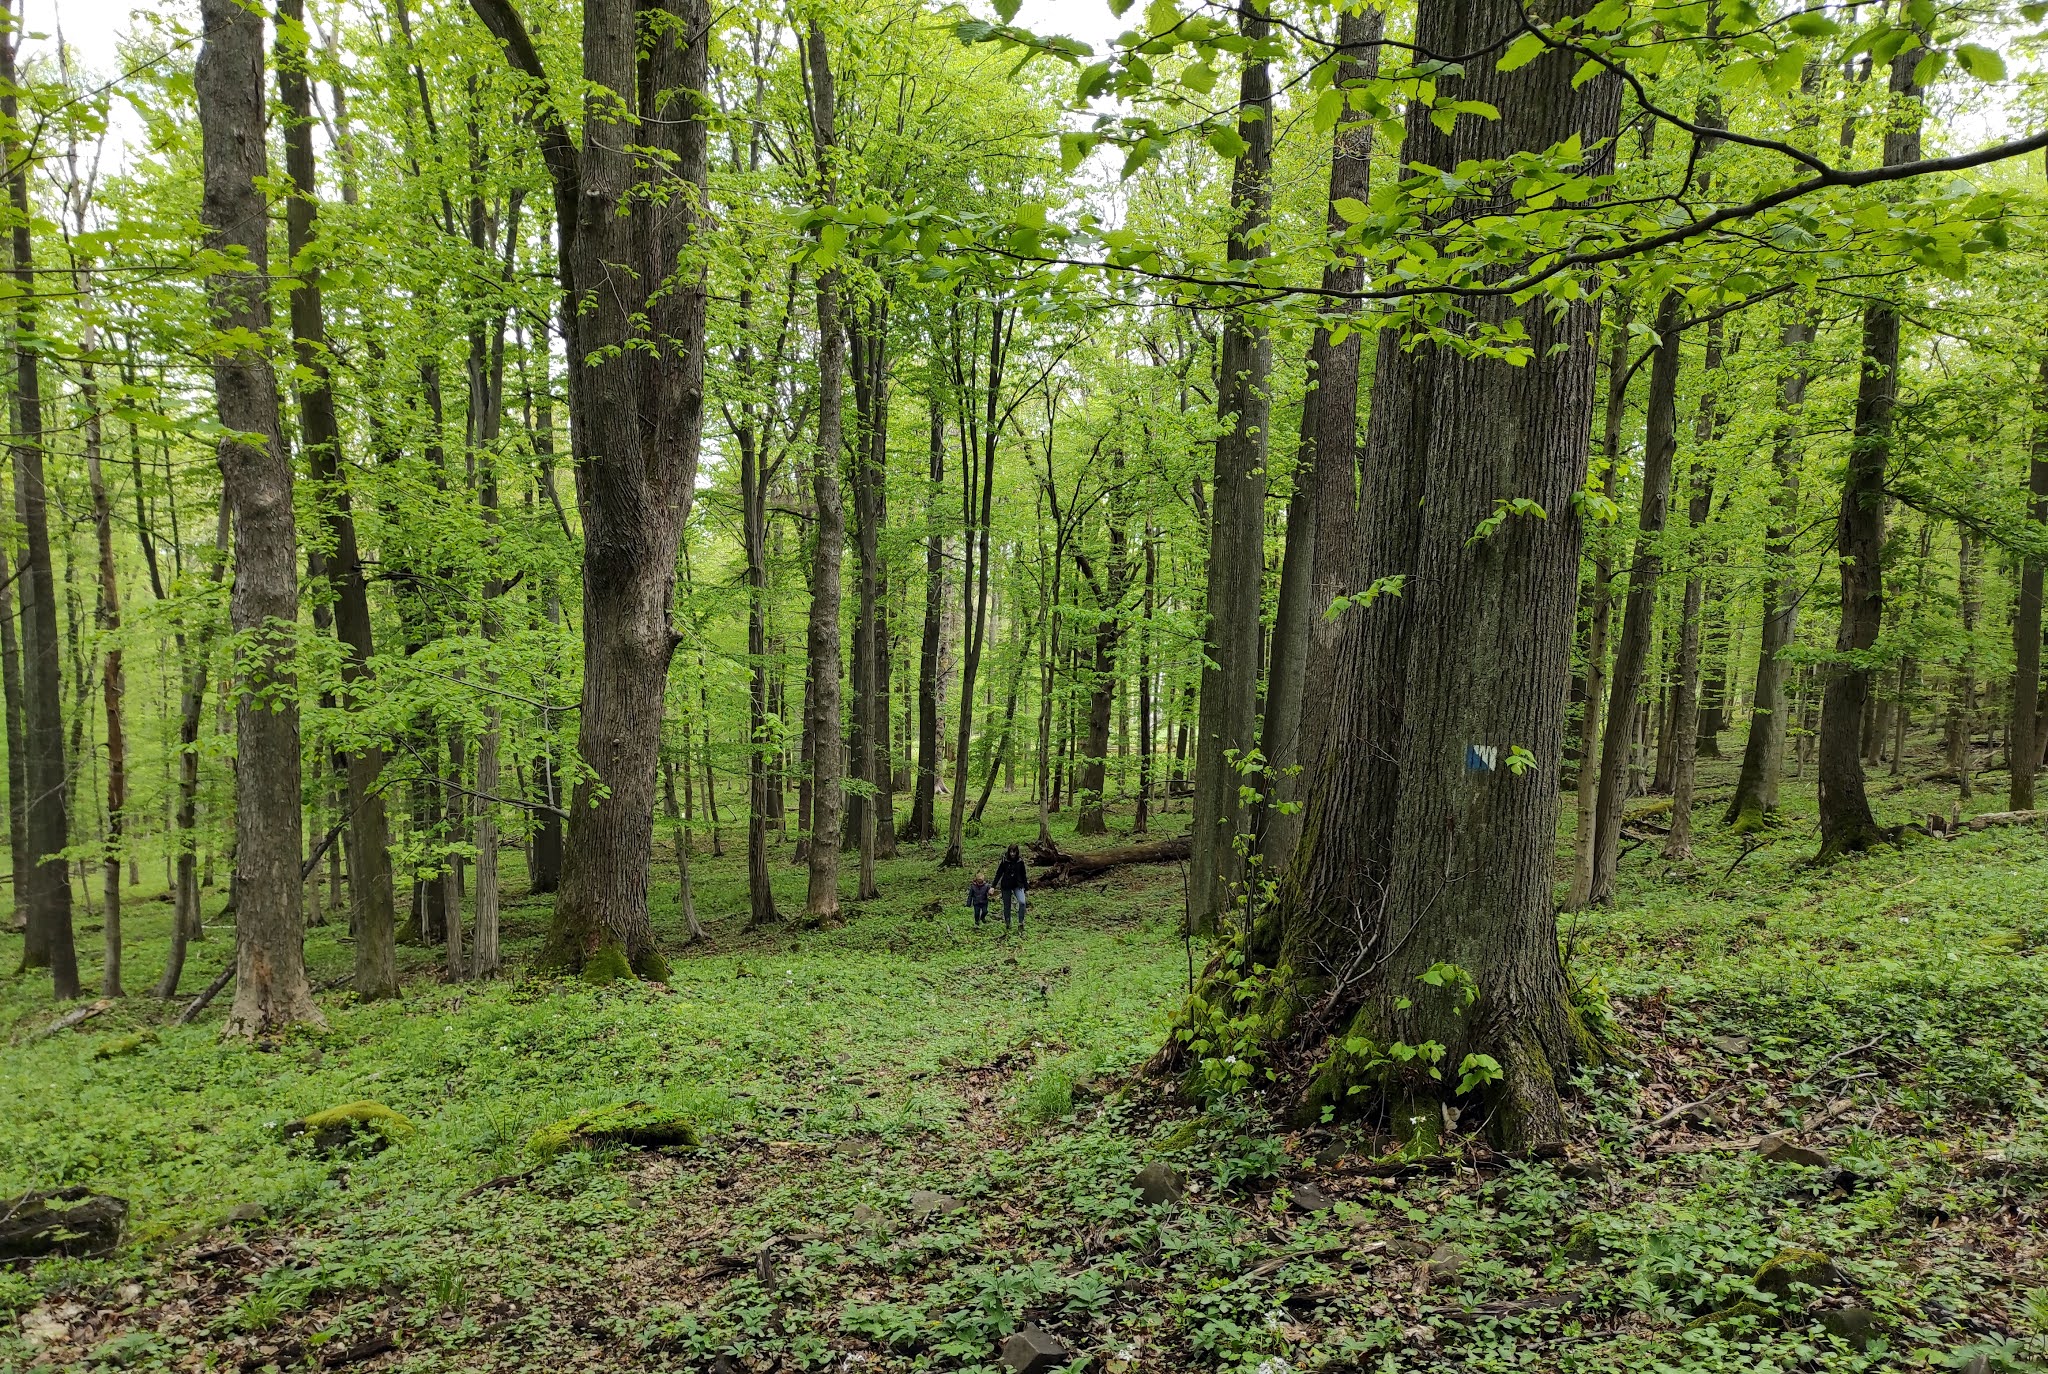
3, 748, 2047, 1374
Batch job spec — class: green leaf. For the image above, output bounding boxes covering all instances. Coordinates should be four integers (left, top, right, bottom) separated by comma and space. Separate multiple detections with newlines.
1076, 60, 1114, 101
1912, 48, 1948, 87
1786, 11, 1841, 36
815, 221, 847, 267
1313, 86, 1343, 133
994, 0, 1022, 19
1207, 124, 1249, 160
1181, 61, 1217, 93
1332, 196, 1369, 224
1497, 32, 1547, 71
953, 19, 994, 44
1954, 43, 2005, 81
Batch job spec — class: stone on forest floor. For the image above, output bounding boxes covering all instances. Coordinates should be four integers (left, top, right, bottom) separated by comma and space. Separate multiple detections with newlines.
0, 1189, 127, 1261
1133, 1162, 1185, 1206
908, 1190, 963, 1218
1753, 1134, 1830, 1168
1560, 1158, 1607, 1182
1559, 1223, 1603, 1263
1708, 1035, 1752, 1055
1426, 1243, 1466, 1286
282, 1101, 416, 1154
527, 1102, 698, 1156
1686, 1300, 1772, 1334
1000, 1324, 1069, 1374
1818, 1306, 1881, 1351
1752, 1248, 1846, 1299
1289, 1183, 1334, 1213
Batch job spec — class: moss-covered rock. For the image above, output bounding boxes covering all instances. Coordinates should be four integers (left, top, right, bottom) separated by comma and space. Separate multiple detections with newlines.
527, 1101, 699, 1156
580, 944, 635, 985
1753, 1247, 1845, 1300
1686, 1300, 1772, 1335
631, 948, 672, 983
281, 1101, 415, 1154
92, 1031, 158, 1060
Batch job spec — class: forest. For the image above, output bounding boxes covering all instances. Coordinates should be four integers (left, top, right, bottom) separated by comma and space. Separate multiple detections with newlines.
2, 0, 2047, 1368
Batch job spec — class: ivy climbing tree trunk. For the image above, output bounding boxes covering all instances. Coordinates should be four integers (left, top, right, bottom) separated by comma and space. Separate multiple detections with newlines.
198, 0, 322, 1034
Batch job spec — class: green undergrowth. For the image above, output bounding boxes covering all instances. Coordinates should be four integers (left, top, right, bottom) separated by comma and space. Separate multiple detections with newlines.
3, 760, 2046, 1372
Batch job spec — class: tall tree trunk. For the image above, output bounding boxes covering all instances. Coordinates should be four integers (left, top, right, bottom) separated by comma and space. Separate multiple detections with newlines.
847, 296, 890, 891
1589, 292, 1682, 905
0, 474, 25, 937
662, 758, 705, 943
155, 511, 229, 999
198, 0, 321, 1033
1566, 302, 1632, 908
3, 10, 77, 997
1188, 0, 1273, 932
2010, 354, 2048, 811
1134, 529, 1156, 834
739, 347, 781, 925
942, 306, 1009, 868
1725, 313, 1814, 828
1947, 528, 1978, 800
802, 17, 848, 921
470, 0, 711, 977
1664, 317, 1723, 859
904, 397, 945, 844
1265, 8, 1382, 876
1242, 0, 1620, 1148
84, 349, 126, 995
1075, 503, 1129, 835
276, 0, 398, 998
1818, 49, 1920, 858
528, 399, 565, 894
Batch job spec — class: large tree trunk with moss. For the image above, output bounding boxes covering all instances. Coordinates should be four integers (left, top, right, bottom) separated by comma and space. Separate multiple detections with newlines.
1187, 0, 1273, 931
198, 0, 322, 1035
471, 0, 710, 977
1206, 0, 1620, 1151
1587, 292, 1680, 904
1817, 51, 1919, 859
1725, 313, 1813, 829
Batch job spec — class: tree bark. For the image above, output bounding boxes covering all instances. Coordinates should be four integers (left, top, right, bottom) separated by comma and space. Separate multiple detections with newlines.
1589, 292, 1682, 904
2010, 355, 2048, 811
1946, 528, 1978, 800
155, 512, 229, 999
1259, 7, 1382, 877
801, 18, 849, 922
1817, 50, 1920, 858
1134, 529, 1157, 834
276, 0, 398, 998
1725, 313, 1814, 828
905, 396, 945, 844
1241, 0, 1620, 1149
846, 294, 891, 890
941, 304, 1009, 868
84, 347, 126, 995
470, 0, 711, 976
198, 0, 322, 1034
2, 10, 77, 998
1188, 0, 1273, 932
1664, 321, 1723, 858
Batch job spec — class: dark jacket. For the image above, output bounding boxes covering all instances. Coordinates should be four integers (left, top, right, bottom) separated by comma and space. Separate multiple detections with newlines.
994, 856, 1028, 892
967, 879, 991, 908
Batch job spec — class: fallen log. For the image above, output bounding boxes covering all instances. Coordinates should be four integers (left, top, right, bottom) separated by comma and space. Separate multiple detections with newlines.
1961, 809, 2046, 833
1033, 837, 1191, 886
26, 998, 114, 1043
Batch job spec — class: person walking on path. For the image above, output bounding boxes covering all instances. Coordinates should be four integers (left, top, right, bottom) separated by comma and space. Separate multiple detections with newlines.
994, 845, 1029, 934
966, 872, 992, 926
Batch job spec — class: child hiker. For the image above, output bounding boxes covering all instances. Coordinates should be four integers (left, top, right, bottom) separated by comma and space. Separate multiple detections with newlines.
967, 872, 992, 926
994, 844, 1029, 934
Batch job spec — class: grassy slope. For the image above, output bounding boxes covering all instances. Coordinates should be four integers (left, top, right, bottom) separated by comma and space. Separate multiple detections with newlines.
2, 752, 2045, 1373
